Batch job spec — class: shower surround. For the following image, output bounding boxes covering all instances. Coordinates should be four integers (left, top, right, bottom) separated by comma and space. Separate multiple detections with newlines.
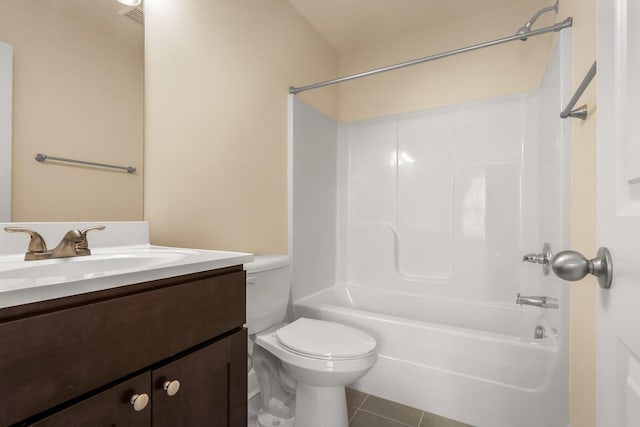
289, 35, 571, 427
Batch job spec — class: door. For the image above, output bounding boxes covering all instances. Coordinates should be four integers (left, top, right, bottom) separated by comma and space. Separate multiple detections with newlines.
597, 0, 640, 425
152, 329, 247, 427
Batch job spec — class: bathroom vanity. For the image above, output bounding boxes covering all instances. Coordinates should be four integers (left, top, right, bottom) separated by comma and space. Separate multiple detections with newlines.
0, 222, 252, 426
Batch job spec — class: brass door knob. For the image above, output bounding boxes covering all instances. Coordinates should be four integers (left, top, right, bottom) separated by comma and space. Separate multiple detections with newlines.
130, 393, 150, 411
163, 380, 181, 396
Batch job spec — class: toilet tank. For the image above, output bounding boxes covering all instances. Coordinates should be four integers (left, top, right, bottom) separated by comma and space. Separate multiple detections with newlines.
245, 255, 291, 335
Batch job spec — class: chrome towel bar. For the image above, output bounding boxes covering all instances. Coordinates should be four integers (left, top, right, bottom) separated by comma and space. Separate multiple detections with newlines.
560, 60, 596, 120
35, 153, 136, 174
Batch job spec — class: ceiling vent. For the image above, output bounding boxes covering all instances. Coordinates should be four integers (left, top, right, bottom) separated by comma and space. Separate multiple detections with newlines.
119, 6, 144, 26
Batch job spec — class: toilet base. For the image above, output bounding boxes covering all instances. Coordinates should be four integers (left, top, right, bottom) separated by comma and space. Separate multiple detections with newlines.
257, 410, 294, 427
294, 383, 348, 427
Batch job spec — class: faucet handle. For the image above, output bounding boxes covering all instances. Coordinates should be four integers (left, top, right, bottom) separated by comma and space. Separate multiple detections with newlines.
80, 225, 106, 237
76, 225, 106, 254
522, 242, 552, 275
4, 227, 48, 254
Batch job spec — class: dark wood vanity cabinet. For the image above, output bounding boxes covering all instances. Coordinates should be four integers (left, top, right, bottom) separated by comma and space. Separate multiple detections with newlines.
0, 266, 247, 426
30, 372, 152, 427
152, 329, 246, 427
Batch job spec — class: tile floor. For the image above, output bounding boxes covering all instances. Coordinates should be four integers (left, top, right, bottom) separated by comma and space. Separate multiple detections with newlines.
248, 388, 473, 427
346, 388, 473, 427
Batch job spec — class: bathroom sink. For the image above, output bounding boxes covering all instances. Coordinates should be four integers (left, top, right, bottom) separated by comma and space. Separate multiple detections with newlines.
0, 221, 253, 309
0, 248, 197, 292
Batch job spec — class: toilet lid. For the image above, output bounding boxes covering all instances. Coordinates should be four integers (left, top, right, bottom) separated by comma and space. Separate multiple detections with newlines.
276, 318, 376, 360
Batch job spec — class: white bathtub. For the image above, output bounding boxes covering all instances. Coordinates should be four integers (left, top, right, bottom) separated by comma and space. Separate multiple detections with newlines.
294, 286, 567, 427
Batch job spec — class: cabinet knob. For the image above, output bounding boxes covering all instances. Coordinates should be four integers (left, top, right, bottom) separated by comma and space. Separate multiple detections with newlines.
130, 393, 150, 411
163, 380, 181, 396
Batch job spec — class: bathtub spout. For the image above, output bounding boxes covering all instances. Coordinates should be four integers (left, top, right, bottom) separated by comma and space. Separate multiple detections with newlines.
516, 293, 559, 309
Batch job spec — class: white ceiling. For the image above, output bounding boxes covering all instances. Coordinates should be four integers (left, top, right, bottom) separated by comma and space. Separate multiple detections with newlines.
36, 1, 547, 56
287, 0, 538, 52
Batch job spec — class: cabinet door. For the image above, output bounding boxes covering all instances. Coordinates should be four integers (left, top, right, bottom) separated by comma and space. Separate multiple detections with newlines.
31, 372, 151, 427
152, 329, 247, 427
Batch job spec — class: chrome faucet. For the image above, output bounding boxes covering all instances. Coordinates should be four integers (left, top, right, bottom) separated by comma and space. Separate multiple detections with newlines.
4, 226, 105, 260
516, 293, 559, 309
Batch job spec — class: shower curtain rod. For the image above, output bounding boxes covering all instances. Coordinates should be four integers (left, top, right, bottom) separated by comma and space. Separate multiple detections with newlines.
289, 17, 573, 95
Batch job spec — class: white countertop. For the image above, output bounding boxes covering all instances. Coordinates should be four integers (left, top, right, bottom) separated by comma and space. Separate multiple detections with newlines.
0, 221, 253, 309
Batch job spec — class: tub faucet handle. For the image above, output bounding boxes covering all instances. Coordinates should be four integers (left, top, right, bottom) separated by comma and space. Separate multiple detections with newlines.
522, 242, 552, 275
523, 253, 545, 263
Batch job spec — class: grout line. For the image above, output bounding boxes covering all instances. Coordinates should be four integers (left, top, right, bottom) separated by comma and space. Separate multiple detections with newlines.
351, 391, 424, 427
357, 394, 369, 410
353, 393, 369, 422
356, 408, 418, 427
349, 391, 466, 427
348, 407, 357, 423
348, 391, 369, 423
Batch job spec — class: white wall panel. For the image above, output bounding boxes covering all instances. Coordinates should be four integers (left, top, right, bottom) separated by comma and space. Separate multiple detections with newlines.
290, 96, 338, 301
291, 41, 567, 306
397, 109, 454, 280
335, 47, 565, 304
347, 118, 397, 225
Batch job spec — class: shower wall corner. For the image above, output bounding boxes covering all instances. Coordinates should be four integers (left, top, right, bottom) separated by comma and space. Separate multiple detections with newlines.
288, 95, 339, 303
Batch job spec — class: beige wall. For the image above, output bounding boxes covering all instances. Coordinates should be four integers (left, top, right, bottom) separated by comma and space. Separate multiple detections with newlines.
564, 0, 597, 425
335, 2, 597, 426
144, 0, 338, 254
338, 2, 557, 121
0, 0, 144, 221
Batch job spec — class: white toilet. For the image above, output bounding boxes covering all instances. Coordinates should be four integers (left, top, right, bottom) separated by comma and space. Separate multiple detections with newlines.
245, 255, 377, 427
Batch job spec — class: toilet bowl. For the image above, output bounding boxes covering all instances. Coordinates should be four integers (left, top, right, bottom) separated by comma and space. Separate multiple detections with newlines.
256, 318, 376, 427
246, 255, 377, 427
